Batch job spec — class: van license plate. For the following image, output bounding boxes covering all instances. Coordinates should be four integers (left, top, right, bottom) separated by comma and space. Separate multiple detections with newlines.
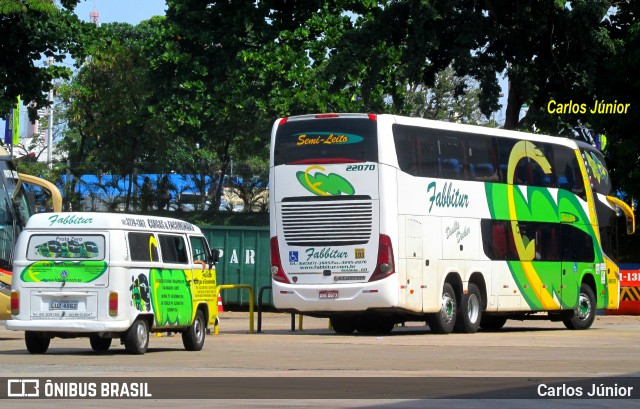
319, 290, 338, 299
50, 300, 78, 310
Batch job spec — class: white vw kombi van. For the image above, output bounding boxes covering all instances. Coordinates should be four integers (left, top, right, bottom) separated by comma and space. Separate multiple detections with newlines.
6, 212, 218, 354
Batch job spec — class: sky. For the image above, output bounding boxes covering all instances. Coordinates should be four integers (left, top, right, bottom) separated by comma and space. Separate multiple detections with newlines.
73, 0, 166, 25
2, 1, 167, 139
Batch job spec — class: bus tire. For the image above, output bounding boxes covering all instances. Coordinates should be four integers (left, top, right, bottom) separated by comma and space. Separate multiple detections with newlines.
427, 283, 457, 334
89, 335, 112, 353
124, 318, 149, 355
25, 331, 50, 354
330, 316, 356, 335
182, 309, 206, 351
479, 316, 507, 331
563, 283, 596, 330
454, 283, 482, 333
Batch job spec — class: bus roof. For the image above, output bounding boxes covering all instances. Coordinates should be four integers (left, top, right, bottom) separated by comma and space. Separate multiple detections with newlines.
276, 113, 591, 151
25, 212, 201, 234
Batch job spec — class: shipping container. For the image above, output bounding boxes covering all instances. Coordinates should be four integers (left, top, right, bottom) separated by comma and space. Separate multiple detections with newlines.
199, 225, 272, 308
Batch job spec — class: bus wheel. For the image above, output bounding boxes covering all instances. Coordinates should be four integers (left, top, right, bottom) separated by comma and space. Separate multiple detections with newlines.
427, 283, 457, 334
479, 316, 507, 331
454, 283, 482, 333
330, 317, 356, 335
89, 335, 112, 353
25, 331, 50, 354
124, 318, 149, 354
182, 309, 206, 351
563, 284, 596, 330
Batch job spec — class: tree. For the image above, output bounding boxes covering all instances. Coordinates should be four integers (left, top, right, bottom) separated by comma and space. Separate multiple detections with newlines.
58, 19, 170, 211
0, 0, 86, 120
403, 66, 489, 125
590, 0, 640, 200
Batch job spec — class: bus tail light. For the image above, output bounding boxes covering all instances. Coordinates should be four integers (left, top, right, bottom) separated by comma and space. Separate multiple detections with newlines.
271, 236, 291, 284
109, 292, 118, 317
10, 290, 19, 315
369, 234, 396, 282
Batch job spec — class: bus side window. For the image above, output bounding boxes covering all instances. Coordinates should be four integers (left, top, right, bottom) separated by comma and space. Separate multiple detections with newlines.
468, 136, 499, 181
497, 138, 518, 184
438, 135, 466, 180
560, 225, 595, 262
530, 143, 556, 188
553, 145, 586, 201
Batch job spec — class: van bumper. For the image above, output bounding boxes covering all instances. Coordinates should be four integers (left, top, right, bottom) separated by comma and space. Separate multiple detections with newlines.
5, 319, 131, 333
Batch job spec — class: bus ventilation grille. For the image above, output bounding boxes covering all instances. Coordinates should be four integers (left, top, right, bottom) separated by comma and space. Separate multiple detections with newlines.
280, 201, 373, 246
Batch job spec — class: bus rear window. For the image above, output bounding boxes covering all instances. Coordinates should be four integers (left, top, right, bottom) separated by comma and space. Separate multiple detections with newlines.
274, 117, 378, 165
27, 235, 105, 261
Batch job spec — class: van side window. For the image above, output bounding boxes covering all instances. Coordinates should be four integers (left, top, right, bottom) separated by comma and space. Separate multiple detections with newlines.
128, 232, 159, 262
190, 236, 210, 263
159, 234, 189, 264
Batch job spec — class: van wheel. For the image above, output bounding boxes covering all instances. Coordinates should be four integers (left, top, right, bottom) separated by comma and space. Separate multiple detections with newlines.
124, 318, 149, 354
89, 335, 112, 353
563, 284, 596, 330
330, 317, 356, 335
182, 310, 206, 351
454, 283, 482, 333
427, 283, 457, 334
25, 331, 50, 354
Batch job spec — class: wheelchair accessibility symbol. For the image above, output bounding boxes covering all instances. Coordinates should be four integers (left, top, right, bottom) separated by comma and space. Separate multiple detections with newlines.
289, 251, 299, 263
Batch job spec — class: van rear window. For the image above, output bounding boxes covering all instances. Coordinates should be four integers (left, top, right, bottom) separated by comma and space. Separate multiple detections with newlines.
27, 235, 105, 261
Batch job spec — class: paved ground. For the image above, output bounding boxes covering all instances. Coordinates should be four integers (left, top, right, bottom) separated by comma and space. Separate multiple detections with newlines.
0, 313, 639, 408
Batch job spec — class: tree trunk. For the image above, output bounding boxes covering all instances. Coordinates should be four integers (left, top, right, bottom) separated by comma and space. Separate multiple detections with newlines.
504, 78, 523, 130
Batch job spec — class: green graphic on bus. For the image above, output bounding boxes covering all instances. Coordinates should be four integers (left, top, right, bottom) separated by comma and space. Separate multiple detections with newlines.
485, 141, 603, 310
296, 165, 355, 196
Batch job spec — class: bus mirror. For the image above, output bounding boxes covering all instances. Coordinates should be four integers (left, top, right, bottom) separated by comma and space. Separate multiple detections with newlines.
606, 196, 635, 235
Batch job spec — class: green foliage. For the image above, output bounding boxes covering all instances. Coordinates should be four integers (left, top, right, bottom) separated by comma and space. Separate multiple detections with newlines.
0, 0, 86, 120
58, 19, 171, 211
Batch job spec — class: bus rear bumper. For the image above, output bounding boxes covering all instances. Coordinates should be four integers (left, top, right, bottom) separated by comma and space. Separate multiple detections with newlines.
272, 280, 397, 312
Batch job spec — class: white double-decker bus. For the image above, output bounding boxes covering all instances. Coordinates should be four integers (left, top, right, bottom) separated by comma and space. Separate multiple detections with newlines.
269, 113, 635, 334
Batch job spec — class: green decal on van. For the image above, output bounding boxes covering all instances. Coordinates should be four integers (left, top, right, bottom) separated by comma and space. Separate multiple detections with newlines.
20, 261, 108, 283
149, 268, 193, 326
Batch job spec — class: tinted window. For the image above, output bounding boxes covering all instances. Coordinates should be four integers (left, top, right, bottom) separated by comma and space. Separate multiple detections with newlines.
159, 234, 188, 264
190, 236, 210, 263
27, 235, 106, 261
482, 220, 593, 262
468, 136, 500, 181
274, 116, 378, 165
393, 125, 469, 178
128, 232, 159, 262
551, 145, 586, 200
394, 124, 439, 177
581, 148, 611, 196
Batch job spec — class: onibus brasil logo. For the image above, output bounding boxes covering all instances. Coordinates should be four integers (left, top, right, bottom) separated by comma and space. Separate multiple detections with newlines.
296, 165, 355, 196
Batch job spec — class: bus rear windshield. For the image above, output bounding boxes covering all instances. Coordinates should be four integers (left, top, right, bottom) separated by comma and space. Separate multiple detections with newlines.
274, 117, 378, 165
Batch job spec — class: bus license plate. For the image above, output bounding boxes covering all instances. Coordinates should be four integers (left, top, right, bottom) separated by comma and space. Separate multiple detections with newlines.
50, 300, 78, 310
319, 290, 338, 299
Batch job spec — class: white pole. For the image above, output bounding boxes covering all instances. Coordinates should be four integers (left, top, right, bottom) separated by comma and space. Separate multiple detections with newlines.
47, 56, 54, 169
